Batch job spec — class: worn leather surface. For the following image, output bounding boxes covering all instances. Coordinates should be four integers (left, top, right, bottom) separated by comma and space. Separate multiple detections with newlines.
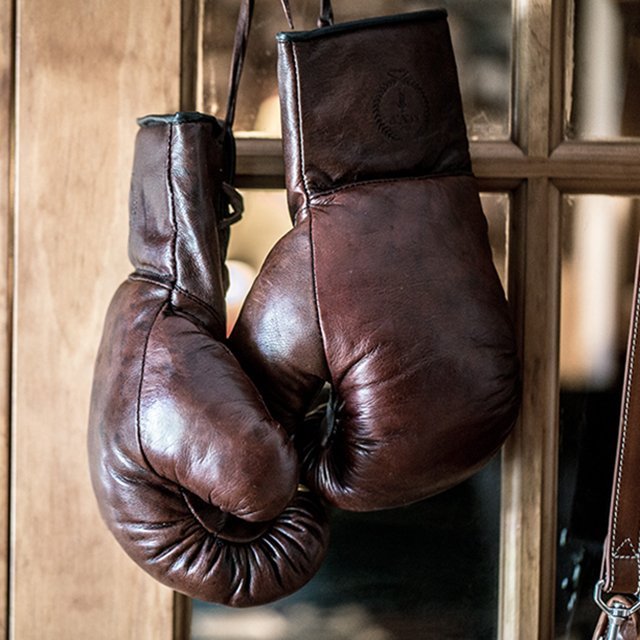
88, 115, 328, 606
593, 597, 640, 639
231, 10, 521, 511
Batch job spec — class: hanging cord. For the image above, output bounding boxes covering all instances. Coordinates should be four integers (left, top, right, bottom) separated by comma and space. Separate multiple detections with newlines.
279, 0, 334, 30
318, 0, 334, 28
225, 0, 335, 124
223, 0, 255, 131
219, 0, 255, 229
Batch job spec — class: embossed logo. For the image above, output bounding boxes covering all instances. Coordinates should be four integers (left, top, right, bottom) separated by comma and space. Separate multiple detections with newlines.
373, 70, 429, 142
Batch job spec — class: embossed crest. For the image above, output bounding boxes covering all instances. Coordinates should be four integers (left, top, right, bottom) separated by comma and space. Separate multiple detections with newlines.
373, 69, 429, 142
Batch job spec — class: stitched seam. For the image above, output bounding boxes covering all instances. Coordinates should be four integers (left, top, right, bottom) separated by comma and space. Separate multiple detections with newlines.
129, 274, 172, 291
166, 124, 178, 285
611, 273, 640, 587
135, 301, 168, 478
173, 284, 221, 319
290, 42, 312, 220
216, 342, 294, 443
290, 42, 332, 388
135, 125, 176, 478
308, 171, 474, 201
131, 278, 220, 321
637, 532, 640, 595
614, 538, 638, 557
308, 206, 332, 386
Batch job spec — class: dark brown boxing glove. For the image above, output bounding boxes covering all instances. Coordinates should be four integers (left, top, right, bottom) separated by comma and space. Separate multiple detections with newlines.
87, 113, 328, 606
231, 8, 521, 511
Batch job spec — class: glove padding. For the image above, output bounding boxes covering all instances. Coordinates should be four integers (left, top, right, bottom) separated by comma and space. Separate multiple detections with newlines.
231, 11, 521, 511
88, 113, 329, 606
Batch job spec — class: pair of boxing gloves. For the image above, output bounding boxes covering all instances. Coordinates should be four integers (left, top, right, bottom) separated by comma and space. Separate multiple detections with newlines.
88, 8, 520, 607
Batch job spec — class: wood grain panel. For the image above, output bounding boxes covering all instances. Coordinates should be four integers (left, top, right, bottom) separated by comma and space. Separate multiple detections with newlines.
12, 1, 180, 637
500, 181, 561, 640
0, 0, 13, 635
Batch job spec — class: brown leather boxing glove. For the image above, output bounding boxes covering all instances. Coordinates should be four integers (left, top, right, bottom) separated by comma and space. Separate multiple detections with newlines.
231, 8, 521, 511
87, 113, 328, 606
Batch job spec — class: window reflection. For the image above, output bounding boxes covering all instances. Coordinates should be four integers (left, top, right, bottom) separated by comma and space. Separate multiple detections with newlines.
568, 0, 640, 139
203, 0, 511, 140
556, 195, 640, 638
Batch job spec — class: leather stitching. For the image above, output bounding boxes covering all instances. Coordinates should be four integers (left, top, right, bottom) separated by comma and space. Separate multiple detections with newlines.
161, 124, 223, 327
166, 124, 178, 280
130, 275, 225, 321
173, 284, 225, 325
135, 301, 167, 479
613, 538, 639, 560
129, 274, 172, 290
307, 171, 475, 202
134, 123, 177, 479
290, 42, 311, 220
291, 42, 332, 390
611, 275, 640, 590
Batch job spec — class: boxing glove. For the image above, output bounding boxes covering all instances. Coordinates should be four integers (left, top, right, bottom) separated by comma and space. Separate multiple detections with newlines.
231, 8, 521, 511
87, 113, 329, 606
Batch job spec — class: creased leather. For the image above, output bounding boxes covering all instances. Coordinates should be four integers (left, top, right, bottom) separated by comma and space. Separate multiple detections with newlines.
232, 10, 521, 511
88, 115, 329, 606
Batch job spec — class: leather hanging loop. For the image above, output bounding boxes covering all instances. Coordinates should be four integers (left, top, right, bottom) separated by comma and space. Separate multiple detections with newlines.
317, 0, 334, 28
279, 0, 335, 30
280, 0, 295, 29
223, 0, 255, 131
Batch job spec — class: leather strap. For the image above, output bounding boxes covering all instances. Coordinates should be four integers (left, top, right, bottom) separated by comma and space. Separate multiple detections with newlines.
279, 0, 334, 30
224, 0, 255, 129
318, 0, 334, 28
594, 239, 640, 639
601, 239, 640, 597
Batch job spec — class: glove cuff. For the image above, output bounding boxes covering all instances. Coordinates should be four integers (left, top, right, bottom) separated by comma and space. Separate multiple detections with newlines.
128, 113, 234, 335
277, 10, 472, 219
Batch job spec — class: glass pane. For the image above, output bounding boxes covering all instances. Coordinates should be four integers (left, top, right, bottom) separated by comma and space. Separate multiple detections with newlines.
198, 191, 509, 640
556, 195, 640, 638
567, 0, 640, 139
203, 0, 512, 140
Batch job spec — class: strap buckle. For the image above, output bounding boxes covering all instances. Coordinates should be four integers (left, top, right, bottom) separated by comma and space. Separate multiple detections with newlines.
594, 580, 640, 640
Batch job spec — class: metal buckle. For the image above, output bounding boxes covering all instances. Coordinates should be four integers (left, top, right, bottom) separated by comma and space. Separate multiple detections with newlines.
594, 580, 640, 640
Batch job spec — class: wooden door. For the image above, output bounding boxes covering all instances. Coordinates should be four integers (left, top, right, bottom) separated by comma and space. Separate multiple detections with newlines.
4, 0, 183, 637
